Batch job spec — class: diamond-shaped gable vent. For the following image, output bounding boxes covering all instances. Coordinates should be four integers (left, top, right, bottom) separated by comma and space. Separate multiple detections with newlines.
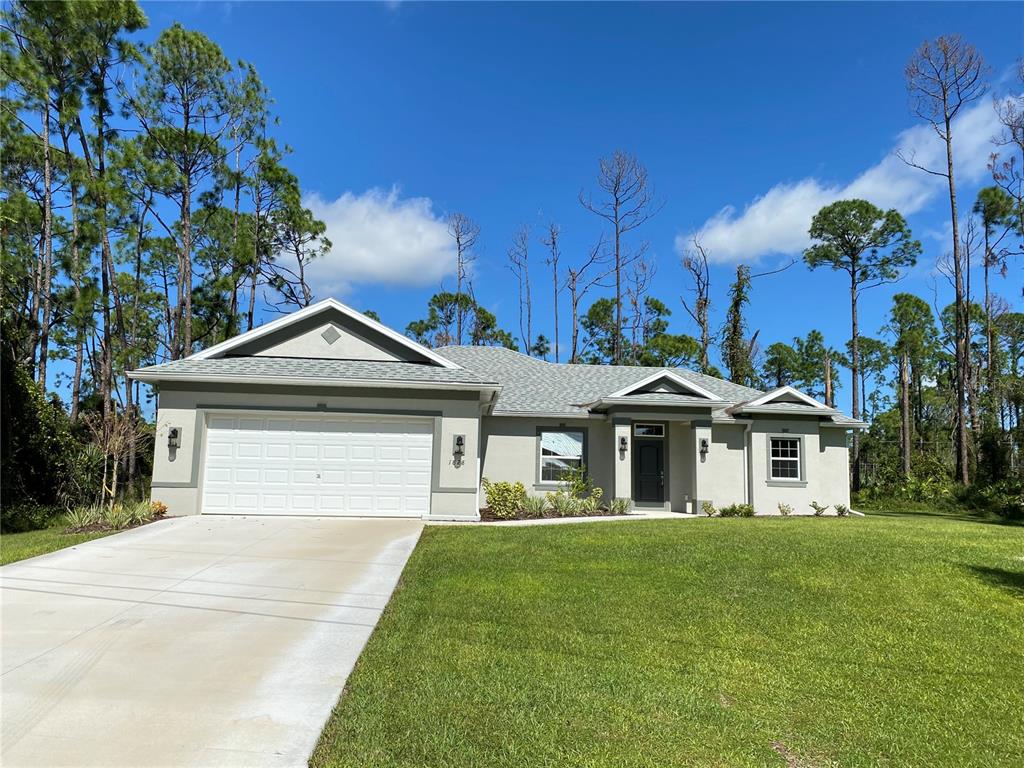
321, 326, 341, 345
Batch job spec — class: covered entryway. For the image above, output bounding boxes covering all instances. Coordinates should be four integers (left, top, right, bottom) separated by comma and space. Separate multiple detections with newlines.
201, 413, 433, 517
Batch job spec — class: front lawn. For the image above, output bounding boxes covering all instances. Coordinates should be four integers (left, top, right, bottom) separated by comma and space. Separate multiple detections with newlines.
0, 523, 117, 566
312, 515, 1024, 767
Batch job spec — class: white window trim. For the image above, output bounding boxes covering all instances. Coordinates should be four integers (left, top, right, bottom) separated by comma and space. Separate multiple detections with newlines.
633, 423, 665, 438
537, 428, 586, 485
767, 434, 805, 485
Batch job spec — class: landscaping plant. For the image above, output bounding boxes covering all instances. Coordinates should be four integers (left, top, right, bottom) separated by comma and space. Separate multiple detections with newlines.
810, 501, 829, 516
701, 501, 717, 517
481, 478, 527, 520
778, 502, 793, 516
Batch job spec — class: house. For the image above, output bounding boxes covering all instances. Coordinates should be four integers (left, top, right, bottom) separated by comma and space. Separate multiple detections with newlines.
129, 298, 865, 519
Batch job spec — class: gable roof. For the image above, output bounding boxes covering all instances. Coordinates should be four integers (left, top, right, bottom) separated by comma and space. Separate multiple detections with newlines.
436, 346, 760, 416
188, 298, 459, 370
604, 370, 723, 401
727, 385, 837, 416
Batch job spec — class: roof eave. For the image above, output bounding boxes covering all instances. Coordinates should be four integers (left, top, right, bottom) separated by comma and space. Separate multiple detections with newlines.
126, 369, 501, 394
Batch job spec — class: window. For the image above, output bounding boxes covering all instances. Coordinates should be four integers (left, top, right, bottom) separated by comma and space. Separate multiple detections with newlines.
539, 430, 584, 482
633, 423, 665, 438
770, 437, 801, 480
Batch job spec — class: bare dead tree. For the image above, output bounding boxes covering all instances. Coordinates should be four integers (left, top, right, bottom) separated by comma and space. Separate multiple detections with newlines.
901, 34, 988, 485
541, 222, 561, 362
566, 235, 611, 364
507, 224, 532, 353
625, 255, 656, 363
448, 212, 480, 345
579, 151, 662, 364
989, 59, 1024, 252
681, 237, 712, 373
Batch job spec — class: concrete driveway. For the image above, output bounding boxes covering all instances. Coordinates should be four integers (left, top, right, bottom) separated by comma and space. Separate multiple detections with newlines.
0, 515, 423, 768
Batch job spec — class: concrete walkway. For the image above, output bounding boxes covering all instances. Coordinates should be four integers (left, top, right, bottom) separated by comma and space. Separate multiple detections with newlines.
0, 515, 422, 768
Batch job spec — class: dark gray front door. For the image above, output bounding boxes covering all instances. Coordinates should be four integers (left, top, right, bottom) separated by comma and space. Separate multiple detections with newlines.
633, 438, 664, 503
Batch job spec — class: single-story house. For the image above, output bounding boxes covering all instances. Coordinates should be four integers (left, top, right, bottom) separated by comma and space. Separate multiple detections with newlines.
129, 298, 865, 520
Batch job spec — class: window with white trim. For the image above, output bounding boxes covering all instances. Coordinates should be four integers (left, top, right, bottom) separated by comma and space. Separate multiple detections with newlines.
769, 437, 801, 480
539, 430, 584, 482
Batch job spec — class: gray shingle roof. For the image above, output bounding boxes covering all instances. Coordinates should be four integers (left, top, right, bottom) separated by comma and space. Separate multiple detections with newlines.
436, 345, 763, 415
130, 356, 495, 386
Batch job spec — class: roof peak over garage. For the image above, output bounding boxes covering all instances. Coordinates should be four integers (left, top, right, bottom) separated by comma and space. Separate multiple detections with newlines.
187, 298, 460, 369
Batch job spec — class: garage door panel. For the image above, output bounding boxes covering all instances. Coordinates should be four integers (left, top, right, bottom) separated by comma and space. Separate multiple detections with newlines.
202, 413, 434, 517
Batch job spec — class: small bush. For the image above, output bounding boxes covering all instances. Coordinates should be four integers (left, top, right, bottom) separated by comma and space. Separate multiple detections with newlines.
578, 495, 602, 516
720, 503, 754, 518
150, 500, 169, 517
609, 497, 632, 515
561, 463, 595, 500
1, 502, 63, 534
835, 503, 850, 517
810, 501, 829, 516
701, 501, 717, 517
521, 495, 547, 518
778, 502, 793, 517
481, 478, 527, 520
126, 500, 153, 526
546, 490, 579, 517
103, 504, 134, 530
64, 505, 103, 531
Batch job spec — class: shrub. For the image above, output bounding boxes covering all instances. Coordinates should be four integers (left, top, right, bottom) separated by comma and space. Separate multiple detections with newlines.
835, 503, 850, 517
546, 490, 579, 517
481, 478, 527, 520
150, 500, 169, 517
777, 502, 793, 517
810, 501, 829, 516
609, 497, 632, 515
521, 495, 547, 518
701, 500, 717, 517
720, 503, 754, 518
126, 500, 154, 526
1, 502, 63, 534
578, 495, 601, 516
103, 504, 134, 530
561, 463, 595, 500
64, 505, 103, 531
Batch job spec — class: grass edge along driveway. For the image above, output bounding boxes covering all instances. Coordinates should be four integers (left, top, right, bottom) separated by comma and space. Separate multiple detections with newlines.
0, 524, 117, 566
311, 515, 1023, 768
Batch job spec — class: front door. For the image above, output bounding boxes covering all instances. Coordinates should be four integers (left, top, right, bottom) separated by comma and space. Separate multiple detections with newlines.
633, 438, 665, 503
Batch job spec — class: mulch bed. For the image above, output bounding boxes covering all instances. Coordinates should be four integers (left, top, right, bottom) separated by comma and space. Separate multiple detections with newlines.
66, 512, 166, 535
478, 507, 627, 522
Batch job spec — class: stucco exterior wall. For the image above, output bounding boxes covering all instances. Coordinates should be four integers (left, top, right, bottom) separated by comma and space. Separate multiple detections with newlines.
748, 419, 851, 514
150, 383, 482, 519
480, 416, 614, 502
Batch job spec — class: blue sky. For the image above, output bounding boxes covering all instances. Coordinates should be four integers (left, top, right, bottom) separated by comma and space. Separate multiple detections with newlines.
142, 1, 1022, 415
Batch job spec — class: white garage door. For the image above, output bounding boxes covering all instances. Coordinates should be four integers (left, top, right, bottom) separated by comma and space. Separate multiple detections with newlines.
201, 413, 433, 517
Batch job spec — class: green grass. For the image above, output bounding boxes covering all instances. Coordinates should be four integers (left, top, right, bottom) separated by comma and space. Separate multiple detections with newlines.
0, 522, 117, 566
312, 515, 1024, 768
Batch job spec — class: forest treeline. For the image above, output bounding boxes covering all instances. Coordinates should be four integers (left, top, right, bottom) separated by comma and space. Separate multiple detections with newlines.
1, 2, 1021, 528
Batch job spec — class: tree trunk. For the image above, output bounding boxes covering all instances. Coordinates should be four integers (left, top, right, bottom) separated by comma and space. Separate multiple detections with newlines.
613, 209, 622, 365
552, 260, 559, 364
849, 277, 861, 492
983, 227, 994, 427
60, 124, 85, 420
37, 104, 54, 393
900, 351, 912, 478
944, 119, 969, 485
824, 352, 833, 408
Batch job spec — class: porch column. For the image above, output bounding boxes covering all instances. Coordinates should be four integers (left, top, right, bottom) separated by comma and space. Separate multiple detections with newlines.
691, 420, 713, 514
612, 420, 631, 502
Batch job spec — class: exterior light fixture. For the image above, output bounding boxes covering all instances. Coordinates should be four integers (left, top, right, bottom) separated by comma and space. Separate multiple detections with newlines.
699, 438, 709, 457
618, 436, 628, 452
168, 427, 182, 449
453, 434, 465, 457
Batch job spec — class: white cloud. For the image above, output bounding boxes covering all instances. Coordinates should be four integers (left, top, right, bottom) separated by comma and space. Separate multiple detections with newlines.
304, 187, 455, 294
679, 98, 1009, 263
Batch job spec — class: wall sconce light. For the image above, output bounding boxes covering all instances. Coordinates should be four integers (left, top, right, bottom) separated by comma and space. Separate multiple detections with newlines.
699, 438, 709, 457
618, 436, 628, 452
453, 434, 465, 457
168, 427, 182, 449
